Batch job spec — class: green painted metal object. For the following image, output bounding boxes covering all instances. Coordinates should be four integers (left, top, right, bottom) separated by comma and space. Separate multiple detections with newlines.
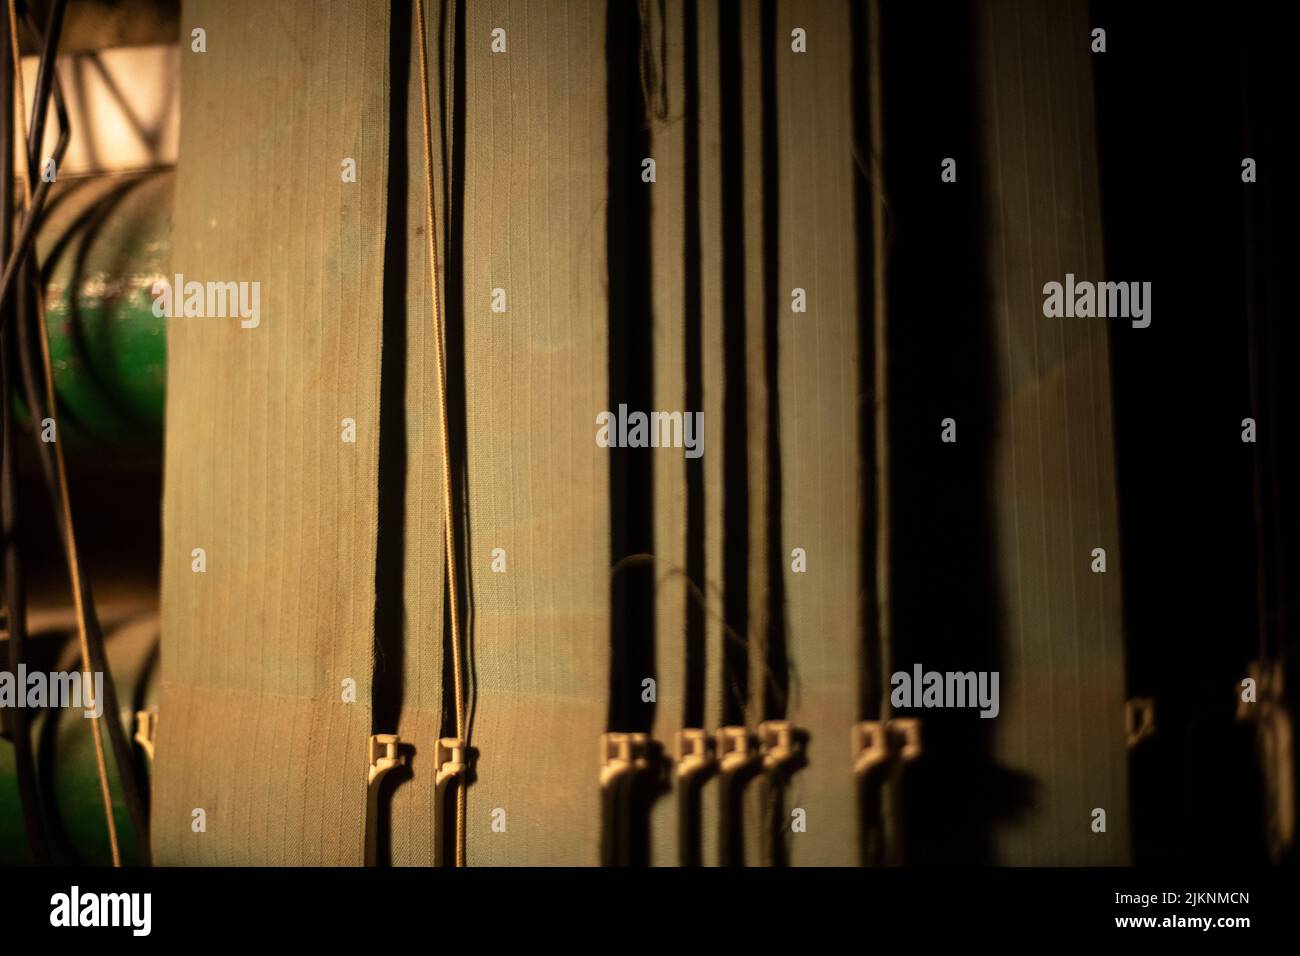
1, 172, 170, 863
0, 613, 158, 865
33, 171, 170, 449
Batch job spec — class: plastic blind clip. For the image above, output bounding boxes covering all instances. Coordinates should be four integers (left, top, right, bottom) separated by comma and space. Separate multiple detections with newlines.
133, 709, 158, 763
675, 728, 716, 781
758, 720, 806, 775
716, 726, 759, 775
852, 718, 922, 776
599, 732, 651, 789
364, 734, 404, 867
435, 737, 467, 791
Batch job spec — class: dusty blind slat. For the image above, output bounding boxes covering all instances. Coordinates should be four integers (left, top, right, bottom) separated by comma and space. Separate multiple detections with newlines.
978, 0, 1129, 865
775, 0, 862, 867
647, 0, 690, 868
461, 0, 610, 866
153, 0, 389, 866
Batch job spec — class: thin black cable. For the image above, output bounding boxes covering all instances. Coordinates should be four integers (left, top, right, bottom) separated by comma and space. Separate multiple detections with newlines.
10, 0, 151, 862
12, 282, 153, 862
23, 0, 64, 170
0, 1, 67, 336
2, 300, 49, 863
0, 3, 49, 862
0, 174, 54, 325
13, 82, 65, 496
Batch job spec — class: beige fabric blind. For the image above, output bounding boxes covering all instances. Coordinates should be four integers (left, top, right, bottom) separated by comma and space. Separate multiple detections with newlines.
153, 0, 390, 865
647, 0, 690, 869
642, 0, 868, 868
978, 0, 1130, 865
774, 0, 863, 868
148, 0, 1131, 868
459, 0, 610, 866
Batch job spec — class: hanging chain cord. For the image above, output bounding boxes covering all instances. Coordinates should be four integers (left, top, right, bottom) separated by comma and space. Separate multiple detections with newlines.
414, 0, 466, 868
6, 0, 120, 866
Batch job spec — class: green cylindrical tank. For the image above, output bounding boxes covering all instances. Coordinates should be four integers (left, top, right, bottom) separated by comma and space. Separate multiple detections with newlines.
33, 171, 170, 449
0, 172, 169, 863
0, 613, 158, 865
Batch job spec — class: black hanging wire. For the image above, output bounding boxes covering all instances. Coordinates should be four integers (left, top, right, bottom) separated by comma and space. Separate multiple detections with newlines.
5, 0, 151, 863
0, 0, 61, 329
0, 0, 50, 862
13, 4, 70, 503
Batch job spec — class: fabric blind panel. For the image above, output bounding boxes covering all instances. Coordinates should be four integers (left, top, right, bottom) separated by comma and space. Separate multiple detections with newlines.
460, 0, 610, 866
153, 0, 389, 865
774, 0, 862, 867
976, 0, 1130, 864
732, 0, 771, 870
738, 1, 770, 739
647, 0, 689, 868
385, 0, 449, 868
641, 0, 733, 869
695, 0, 728, 869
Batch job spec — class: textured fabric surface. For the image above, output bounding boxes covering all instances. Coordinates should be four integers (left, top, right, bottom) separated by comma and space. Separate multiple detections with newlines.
646, 0, 689, 868
694, 0, 728, 869
774, 0, 862, 867
737, 3, 770, 747
146, 0, 1131, 867
153, 0, 389, 865
679, 0, 729, 868
630, 0, 867, 869
459, 0, 610, 866
977, 0, 1130, 864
